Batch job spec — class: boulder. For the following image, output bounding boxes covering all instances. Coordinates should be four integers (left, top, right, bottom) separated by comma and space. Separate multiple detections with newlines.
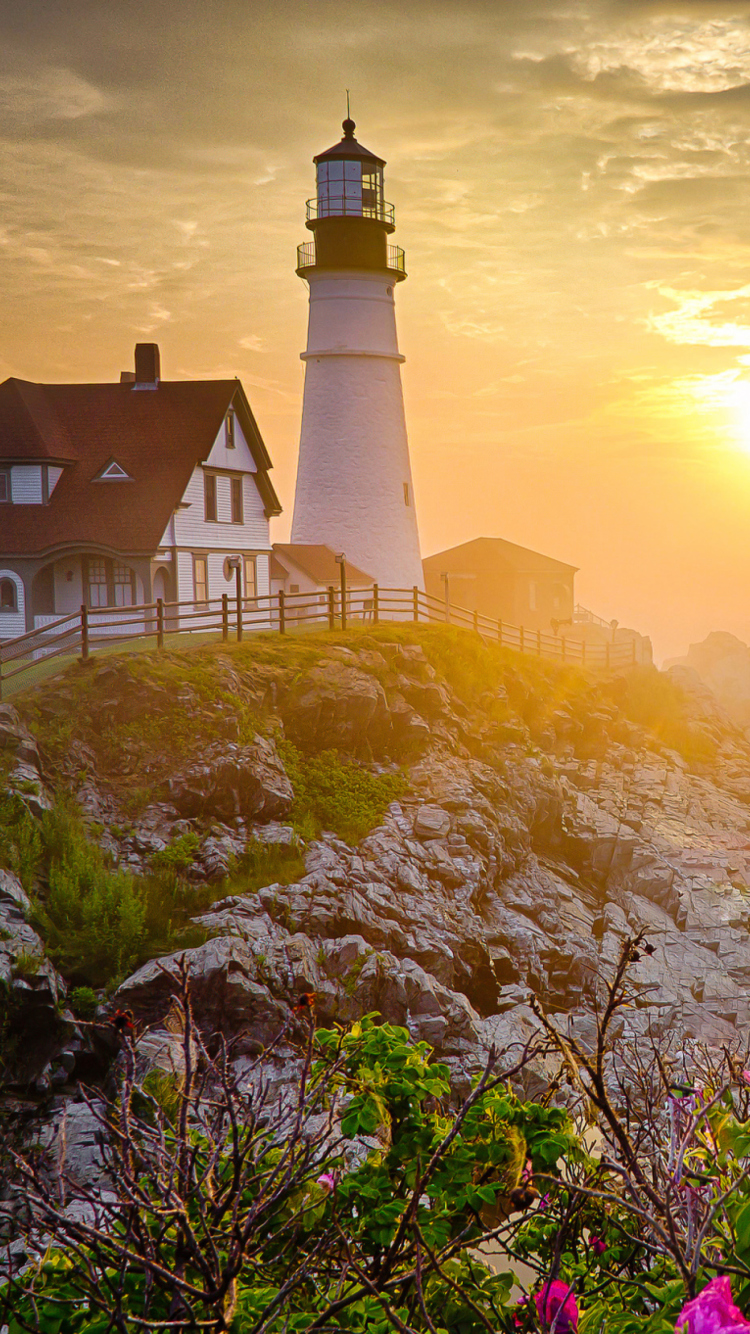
168, 736, 293, 822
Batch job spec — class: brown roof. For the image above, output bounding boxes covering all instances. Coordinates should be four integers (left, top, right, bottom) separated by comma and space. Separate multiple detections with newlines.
273, 544, 374, 586
0, 377, 281, 558
423, 537, 578, 577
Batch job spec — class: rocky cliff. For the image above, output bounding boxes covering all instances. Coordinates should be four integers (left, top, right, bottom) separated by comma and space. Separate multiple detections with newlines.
2, 625, 750, 1108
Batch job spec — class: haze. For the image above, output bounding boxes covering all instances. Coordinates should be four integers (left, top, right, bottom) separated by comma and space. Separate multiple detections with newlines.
3, 0, 750, 660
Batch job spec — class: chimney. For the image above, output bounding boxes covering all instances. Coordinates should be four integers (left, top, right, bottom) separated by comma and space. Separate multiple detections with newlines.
134, 343, 160, 388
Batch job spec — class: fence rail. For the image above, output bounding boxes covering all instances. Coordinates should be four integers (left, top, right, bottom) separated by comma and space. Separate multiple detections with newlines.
0, 585, 640, 700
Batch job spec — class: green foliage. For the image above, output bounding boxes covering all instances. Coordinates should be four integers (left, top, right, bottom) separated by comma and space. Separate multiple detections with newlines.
25, 801, 209, 989
12, 948, 43, 978
0, 1011, 580, 1334
149, 832, 202, 876
227, 836, 306, 893
68, 986, 99, 1020
280, 741, 407, 844
0, 791, 43, 891
34, 834, 145, 989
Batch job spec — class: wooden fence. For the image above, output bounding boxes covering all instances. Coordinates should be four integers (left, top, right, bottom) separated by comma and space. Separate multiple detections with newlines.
0, 584, 639, 700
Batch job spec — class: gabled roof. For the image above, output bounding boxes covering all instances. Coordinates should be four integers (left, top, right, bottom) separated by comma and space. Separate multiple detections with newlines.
423, 537, 578, 577
273, 544, 375, 587
0, 376, 281, 558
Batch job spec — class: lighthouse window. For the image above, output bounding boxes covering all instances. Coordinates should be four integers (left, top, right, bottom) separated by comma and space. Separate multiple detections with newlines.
403, 482, 410, 506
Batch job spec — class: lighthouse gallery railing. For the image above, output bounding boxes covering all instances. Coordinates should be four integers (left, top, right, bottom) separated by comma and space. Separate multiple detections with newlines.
0, 585, 642, 699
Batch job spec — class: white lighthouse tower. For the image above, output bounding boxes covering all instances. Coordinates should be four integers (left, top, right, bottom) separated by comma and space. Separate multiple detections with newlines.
291, 117, 423, 590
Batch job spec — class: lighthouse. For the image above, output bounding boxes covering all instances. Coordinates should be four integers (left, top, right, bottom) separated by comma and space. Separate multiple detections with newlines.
291, 117, 423, 590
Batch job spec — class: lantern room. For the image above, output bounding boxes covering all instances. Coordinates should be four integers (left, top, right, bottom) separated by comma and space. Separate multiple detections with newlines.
314, 119, 388, 221
298, 118, 405, 279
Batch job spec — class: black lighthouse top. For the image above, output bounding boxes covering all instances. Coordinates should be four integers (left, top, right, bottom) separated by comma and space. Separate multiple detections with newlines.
297, 119, 406, 280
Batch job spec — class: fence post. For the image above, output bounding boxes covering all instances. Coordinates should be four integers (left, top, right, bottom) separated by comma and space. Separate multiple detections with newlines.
537, 628, 541, 656
80, 604, 89, 662
278, 589, 286, 635
605, 641, 610, 669
327, 585, 335, 631
561, 636, 566, 662
413, 586, 419, 623
473, 609, 479, 634
582, 639, 586, 667
498, 618, 502, 645
0, 647, 3, 702
236, 567, 243, 643
519, 625, 524, 654
156, 598, 164, 649
222, 593, 229, 642
373, 583, 379, 625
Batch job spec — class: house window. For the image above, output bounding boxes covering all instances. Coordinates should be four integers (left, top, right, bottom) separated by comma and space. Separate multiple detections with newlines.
0, 470, 10, 503
225, 412, 235, 448
403, 482, 410, 506
88, 557, 109, 608
113, 561, 135, 607
204, 473, 217, 522
231, 477, 243, 524
194, 556, 208, 605
529, 580, 537, 611
0, 578, 17, 612
244, 556, 257, 607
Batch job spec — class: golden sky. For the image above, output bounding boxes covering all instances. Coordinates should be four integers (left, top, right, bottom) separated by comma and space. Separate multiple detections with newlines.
4, 0, 750, 658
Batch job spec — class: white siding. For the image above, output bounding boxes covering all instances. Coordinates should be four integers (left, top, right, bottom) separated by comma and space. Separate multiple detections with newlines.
172, 464, 270, 550
10, 466, 43, 504
0, 570, 25, 638
206, 412, 257, 474
177, 550, 197, 604
48, 466, 63, 495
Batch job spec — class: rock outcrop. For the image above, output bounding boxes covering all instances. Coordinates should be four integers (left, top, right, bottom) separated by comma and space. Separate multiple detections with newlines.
5, 628, 750, 1093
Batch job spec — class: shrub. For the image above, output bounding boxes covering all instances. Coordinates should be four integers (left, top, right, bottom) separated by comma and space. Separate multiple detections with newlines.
280, 741, 406, 844
35, 845, 145, 989
0, 793, 43, 891
149, 831, 202, 876
68, 986, 99, 1021
0, 980, 567, 1334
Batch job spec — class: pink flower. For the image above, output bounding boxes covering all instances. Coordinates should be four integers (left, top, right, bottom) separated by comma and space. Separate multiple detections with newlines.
535, 1280, 578, 1334
742, 1071, 750, 1087
521, 1158, 534, 1184
676, 1278, 750, 1334
316, 1172, 336, 1193
590, 1235, 606, 1256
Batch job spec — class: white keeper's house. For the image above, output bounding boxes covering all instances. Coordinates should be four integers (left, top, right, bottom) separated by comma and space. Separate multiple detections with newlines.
0, 343, 281, 638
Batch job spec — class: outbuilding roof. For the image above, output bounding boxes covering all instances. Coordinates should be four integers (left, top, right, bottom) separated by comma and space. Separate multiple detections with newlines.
0, 374, 281, 558
423, 537, 579, 576
273, 544, 375, 587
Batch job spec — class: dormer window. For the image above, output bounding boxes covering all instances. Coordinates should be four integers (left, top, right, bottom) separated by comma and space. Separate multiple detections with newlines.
94, 460, 133, 482
0, 469, 10, 502
225, 412, 235, 449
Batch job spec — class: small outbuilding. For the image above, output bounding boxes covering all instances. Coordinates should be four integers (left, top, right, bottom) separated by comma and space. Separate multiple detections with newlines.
423, 537, 577, 634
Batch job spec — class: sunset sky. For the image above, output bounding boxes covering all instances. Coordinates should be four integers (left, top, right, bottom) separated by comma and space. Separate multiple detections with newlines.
4, 0, 750, 658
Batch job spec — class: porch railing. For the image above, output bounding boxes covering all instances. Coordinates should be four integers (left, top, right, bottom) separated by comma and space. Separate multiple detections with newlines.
0, 586, 642, 700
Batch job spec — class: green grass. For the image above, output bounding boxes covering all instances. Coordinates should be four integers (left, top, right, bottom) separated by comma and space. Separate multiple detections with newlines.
225, 838, 306, 894
280, 740, 407, 844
